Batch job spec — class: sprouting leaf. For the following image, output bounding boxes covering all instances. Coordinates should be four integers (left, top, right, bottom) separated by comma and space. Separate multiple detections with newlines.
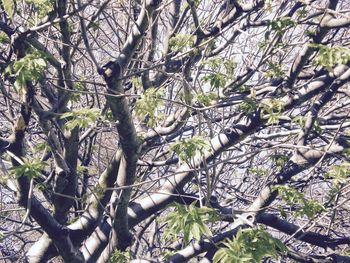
239, 97, 257, 113
25, 0, 54, 18
201, 57, 236, 88
265, 62, 284, 78
134, 87, 164, 127
270, 154, 289, 168
2, 0, 15, 19
169, 34, 195, 52
170, 136, 210, 162
0, 32, 10, 43
269, 17, 296, 36
310, 44, 350, 71
213, 226, 286, 263
196, 92, 218, 106
61, 108, 100, 130
260, 98, 284, 124
163, 202, 218, 244
70, 80, 85, 102
109, 249, 131, 263
326, 162, 350, 185
10, 158, 47, 179
274, 185, 326, 219
5, 51, 47, 92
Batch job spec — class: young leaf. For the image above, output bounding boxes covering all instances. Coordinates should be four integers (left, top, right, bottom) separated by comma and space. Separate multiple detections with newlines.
61, 108, 100, 130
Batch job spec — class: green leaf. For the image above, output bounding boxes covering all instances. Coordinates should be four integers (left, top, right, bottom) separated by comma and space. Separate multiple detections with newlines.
274, 185, 326, 219
0, 32, 10, 43
326, 162, 350, 186
213, 227, 286, 262
109, 249, 131, 263
163, 202, 218, 244
310, 44, 350, 71
61, 108, 100, 130
260, 98, 284, 124
134, 87, 164, 127
25, 0, 54, 17
2, 0, 15, 19
269, 17, 296, 36
169, 34, 195, 52
170, 136, 210, 162
265, 62, 284, 78
5, 50, 47, 92
10, 158, 47, 179
196, 92, 218, 106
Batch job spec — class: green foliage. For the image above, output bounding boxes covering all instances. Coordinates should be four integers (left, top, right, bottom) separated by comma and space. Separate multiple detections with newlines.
326, 162, 350, 185
292, 116, 322, 133
5, 51, 47, 92
292, 116, 306, 127
248, 167, 268, 176
10, 158, 46, 179
0, 32, 10, 43
269, 17, 296, 36
77, 165, 88, 175
310, 44, 350, 71
275, 185, 304, 204
201, 57, 236, 88
26, 0, 53, 17
163, 202, 218, 243
274, 185, 326, 219
326, 183, 341, 204
260, 98, 284, 124
134, 87, 164, 127
264, 0, 273, 12
131, 76, 142, 88
202, 73, 226, 89
33, 142, 50, 153
169, 34, 195, 52
36, 182, 47, 191
296, 8, 308, 18
109, 250, 131, 263
239, 97, 257, 113
1, 0, 15, 19
295, 199, 326, 219
61, 108, 100, 130
270, 154, 289, 169
213, 226, 286, 263
265, 62, 283, 78
70, 80, 85, 102
170, 136, 210, 162
104, 109, 114, 122
196, 92, 218, 106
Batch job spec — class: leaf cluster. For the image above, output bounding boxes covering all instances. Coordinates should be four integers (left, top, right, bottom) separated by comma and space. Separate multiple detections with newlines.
311, 44, 350, 71
260, 98, 284, 124
274, 185, 326, 219
213, 226, 286, 263
163, 202, 218, 243
201, 56, 236, 89
26, 0, 53, 17
109, 249, 131, 263
10, 158, 47, 179
268, 17, 296, 36
169, 34, 195, 52
195, 91, 218, 106
326, 162, 350, 185
239, 97, 257, 113
170, 136, 210, 162
134, 87, 164, 127
265, 62, 284, 78
5, 51, 47, 92
61, 108, 100, 130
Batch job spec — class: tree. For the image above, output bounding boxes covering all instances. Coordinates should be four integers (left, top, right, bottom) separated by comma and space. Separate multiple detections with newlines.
1, 0, 350, 262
